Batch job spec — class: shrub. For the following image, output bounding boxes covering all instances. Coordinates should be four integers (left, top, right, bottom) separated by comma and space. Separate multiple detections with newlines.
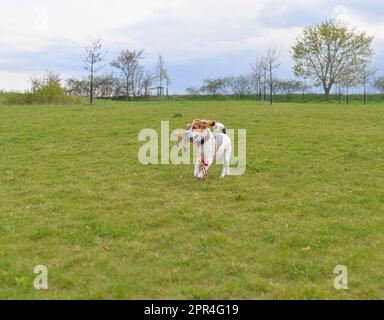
0, 83, 84, 105
0, 91, 5, 105
0, 92, 33, 105
31, 82, 71, 104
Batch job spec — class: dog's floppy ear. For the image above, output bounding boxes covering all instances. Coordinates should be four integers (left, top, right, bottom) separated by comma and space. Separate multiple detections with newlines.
191, 119, 201, 129
208, 120, 216, 127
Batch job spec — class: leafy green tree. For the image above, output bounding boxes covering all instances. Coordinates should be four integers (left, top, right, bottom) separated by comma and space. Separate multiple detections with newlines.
292, 19, 373, 99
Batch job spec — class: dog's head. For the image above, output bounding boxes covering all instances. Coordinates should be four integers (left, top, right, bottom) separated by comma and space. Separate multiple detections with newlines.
175, 119, 216, 150
189, 119, 216, 131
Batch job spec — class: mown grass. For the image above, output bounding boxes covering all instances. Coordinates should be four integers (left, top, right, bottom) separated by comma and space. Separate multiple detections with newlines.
0, 100, 384, 299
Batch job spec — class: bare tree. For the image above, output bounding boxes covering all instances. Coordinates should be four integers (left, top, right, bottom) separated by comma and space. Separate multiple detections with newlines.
251, 57, 265, 101
200, 77, 228, 95
373, 76, 384, 95
263, 64, 267, 101
30, 71, 61, 92
337, 60, 375, 105
264, 46, 280, 105
165, 73, 171, 100
84, 39, 106, 104
274, 79, 304, 96
337, 62, 361, 105
94, 74, 118, 98
131, 66, 154, 97
186, 86, 201, 95
362, 66, 376, 104
142, 71, 156, 97
131, 65, 144, 97
155, 54, 170, 99
227, 74, 253, 98
65, 78, 88, 96
111, 49, 144, 101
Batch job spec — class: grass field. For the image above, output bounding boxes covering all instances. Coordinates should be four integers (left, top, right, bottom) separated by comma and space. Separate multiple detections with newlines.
1, 100, 384, 299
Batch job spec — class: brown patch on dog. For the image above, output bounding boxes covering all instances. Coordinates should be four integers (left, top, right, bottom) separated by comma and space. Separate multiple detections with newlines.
190, 119, 210, 130
190, 119, 201, 130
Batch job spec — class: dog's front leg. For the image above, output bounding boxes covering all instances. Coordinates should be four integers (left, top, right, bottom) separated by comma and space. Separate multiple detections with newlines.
203, 163, 210, 180
194, 159, 201, 178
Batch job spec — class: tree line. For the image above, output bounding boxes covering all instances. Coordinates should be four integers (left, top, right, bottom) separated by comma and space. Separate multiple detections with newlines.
28, 18, 384, 104
188, 19, 384, 104
64, 39, 170, 104
186, 75, 310, 98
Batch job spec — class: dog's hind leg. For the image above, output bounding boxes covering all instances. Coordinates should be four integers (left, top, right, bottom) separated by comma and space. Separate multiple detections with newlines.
225, 144, 231, 176
220, 164, 227, 178
220, 146, 231, 178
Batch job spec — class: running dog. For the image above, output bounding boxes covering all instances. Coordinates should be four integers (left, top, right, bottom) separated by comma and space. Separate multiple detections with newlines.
176, 122, 231, 180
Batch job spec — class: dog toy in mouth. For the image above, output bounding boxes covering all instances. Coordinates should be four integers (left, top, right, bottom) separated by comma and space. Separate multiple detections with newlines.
176, 120, 232, 180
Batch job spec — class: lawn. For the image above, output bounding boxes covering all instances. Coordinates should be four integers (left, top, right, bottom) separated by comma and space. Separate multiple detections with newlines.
0, 100, 383, 299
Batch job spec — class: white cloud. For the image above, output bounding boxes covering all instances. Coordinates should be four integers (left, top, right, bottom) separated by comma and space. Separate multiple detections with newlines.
0, 0, 159, 50
0, 71, 30, 91
0, 0, 383, 91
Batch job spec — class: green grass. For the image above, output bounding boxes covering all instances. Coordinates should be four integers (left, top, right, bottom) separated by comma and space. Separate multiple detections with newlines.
1, 100, 384, 299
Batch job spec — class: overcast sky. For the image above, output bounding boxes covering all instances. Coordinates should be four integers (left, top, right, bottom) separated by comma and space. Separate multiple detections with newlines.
0, 0, 383, 93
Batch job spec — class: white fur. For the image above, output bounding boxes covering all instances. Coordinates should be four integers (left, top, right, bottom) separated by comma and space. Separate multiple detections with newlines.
183, 128, 231, 179
212, 121, 226, 134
